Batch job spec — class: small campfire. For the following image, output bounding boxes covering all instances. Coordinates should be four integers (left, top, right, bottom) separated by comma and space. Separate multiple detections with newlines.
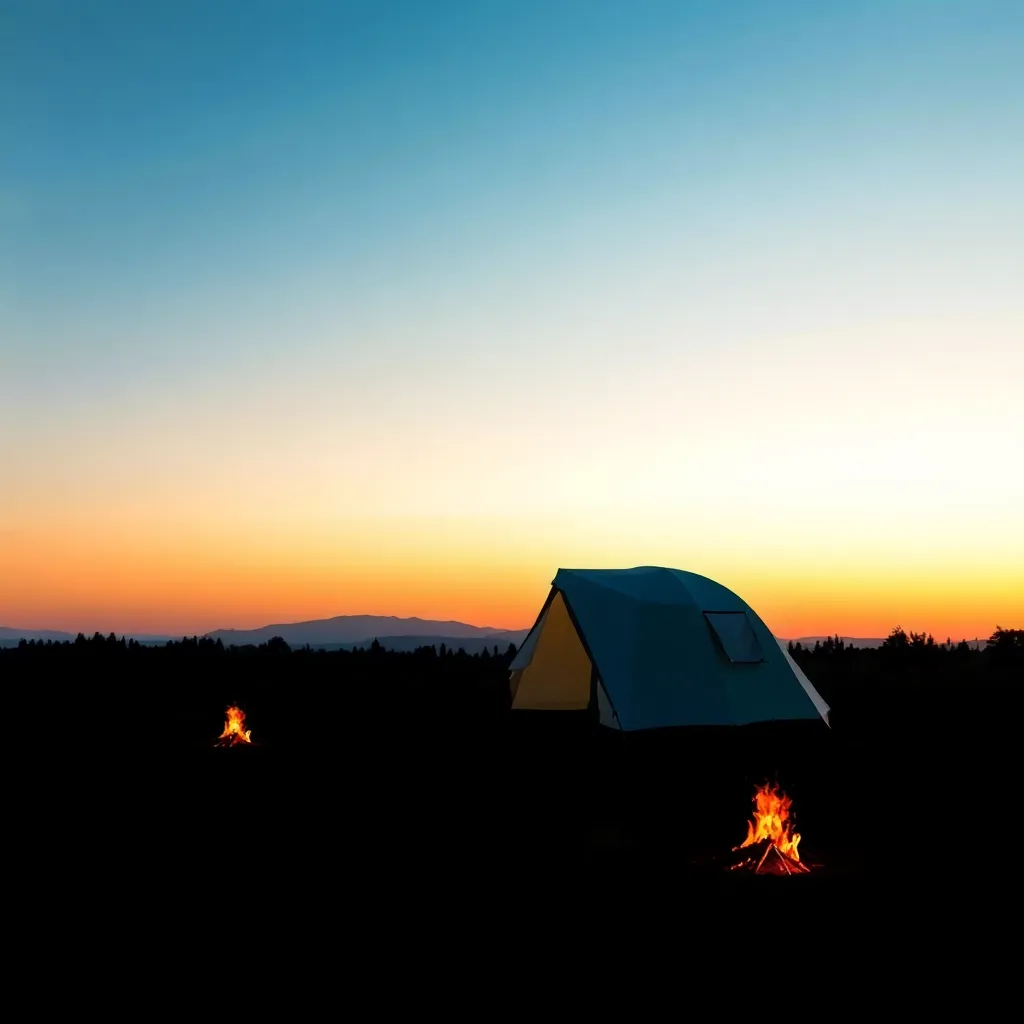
728, 781, 812, 875
215, 705, 253, 747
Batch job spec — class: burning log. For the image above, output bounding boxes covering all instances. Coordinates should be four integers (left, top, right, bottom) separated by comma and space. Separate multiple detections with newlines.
727, 838, 811, 875
214, 705, 253, 747
728, 781, 816, 875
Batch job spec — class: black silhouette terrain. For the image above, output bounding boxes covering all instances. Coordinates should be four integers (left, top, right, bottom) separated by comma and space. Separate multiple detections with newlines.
11, 626, 1020, 917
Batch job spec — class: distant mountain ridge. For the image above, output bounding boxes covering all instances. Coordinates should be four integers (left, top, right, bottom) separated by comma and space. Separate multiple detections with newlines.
0, 625, 180, 644
0, 615, 527, 648
1, 620, 991, 652
0, 626, 78, 642
204, 614, 527, 648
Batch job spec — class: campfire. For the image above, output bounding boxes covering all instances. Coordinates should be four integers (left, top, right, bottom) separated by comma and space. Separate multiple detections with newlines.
729, 781, 812, 875
215, 705, 253, 747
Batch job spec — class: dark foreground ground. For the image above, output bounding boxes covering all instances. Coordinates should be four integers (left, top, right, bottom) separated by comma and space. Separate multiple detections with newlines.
103, 708, 865, 926
24, 635, 1022, 932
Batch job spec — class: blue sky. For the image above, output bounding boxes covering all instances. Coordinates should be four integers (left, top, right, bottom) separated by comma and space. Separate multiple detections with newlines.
1, 1, 1022, 635
5, 1, 1021, 373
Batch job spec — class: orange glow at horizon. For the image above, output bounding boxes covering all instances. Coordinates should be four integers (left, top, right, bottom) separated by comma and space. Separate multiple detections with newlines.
1, 508, 1019, 639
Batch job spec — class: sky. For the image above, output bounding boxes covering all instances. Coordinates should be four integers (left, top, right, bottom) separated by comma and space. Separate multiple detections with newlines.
1, 0, 1022, 639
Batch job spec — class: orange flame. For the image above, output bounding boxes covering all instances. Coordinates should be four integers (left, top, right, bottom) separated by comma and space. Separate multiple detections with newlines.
215, 705, 252, 747
735, 781, 801, 862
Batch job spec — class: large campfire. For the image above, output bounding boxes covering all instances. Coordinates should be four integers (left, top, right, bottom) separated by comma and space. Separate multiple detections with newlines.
215, 705, 253, 747
729, 781, 812, 875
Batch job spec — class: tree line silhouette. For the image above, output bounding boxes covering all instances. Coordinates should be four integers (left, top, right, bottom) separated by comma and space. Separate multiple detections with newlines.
5, 622, 1017, 755
5, 630, 518, 664
789, 625, 1021, 658
5, 632, 520, 752
789, 625, 1022, 690
14, 623, 1015, 883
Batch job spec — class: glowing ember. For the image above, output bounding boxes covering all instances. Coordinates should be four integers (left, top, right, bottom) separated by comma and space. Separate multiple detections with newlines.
215, 705, 252, 747
730, 781, 812, 874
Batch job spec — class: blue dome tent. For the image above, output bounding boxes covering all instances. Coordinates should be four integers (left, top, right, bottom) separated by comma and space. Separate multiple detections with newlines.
509, 567, 829, 731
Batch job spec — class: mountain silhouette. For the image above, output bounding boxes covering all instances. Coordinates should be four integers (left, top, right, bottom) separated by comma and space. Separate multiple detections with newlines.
204, 614, 527, 647
0, 625, 179, 645
0, 626, 78, 643
2, 619, 989, 653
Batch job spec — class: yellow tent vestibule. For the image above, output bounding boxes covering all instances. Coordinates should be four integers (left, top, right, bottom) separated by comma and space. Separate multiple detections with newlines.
509, 590, 592, 710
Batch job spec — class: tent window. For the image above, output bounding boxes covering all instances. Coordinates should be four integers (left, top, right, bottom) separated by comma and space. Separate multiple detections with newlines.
704, 612, 764, 663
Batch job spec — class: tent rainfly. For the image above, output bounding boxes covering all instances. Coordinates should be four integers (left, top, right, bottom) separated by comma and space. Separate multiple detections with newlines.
509, 567, 830, 731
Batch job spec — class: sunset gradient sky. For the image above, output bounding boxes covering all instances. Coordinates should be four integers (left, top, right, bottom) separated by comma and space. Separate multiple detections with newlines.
2, 1, 1022, 639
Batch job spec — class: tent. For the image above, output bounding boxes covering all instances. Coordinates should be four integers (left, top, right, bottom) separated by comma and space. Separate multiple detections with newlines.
509, 567, 829, 731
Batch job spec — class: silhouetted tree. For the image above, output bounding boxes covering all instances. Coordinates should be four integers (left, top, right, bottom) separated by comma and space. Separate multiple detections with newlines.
266, 636, 291, 655
987, 626, 1023, 650
882, 627, 909, 650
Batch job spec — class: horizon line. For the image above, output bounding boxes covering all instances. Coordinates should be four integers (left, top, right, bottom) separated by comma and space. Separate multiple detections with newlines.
0, 620, 997, 644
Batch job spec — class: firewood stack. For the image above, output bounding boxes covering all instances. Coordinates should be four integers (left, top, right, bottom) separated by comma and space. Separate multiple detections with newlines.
727, 838, 811, 875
